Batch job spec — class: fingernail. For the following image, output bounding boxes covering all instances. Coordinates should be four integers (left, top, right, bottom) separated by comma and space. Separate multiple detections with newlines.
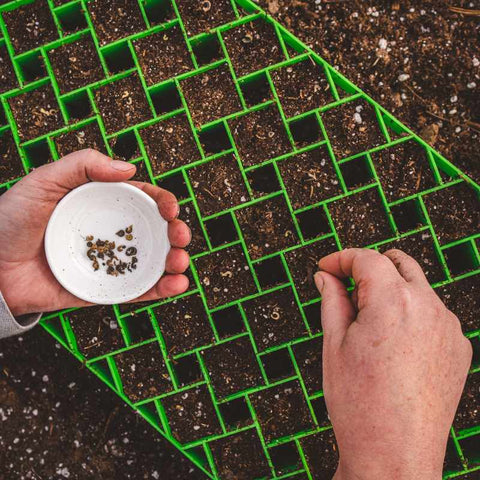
314, 272, 324, 293
111, 160, 135, 172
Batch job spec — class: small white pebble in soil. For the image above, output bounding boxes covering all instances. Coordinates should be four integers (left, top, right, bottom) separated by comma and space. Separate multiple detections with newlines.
473, 57, 479, 67
398, 74, 410, 82
450, 95, 458, 103
193, 425, 200, 431
378, 38, 387, 50
152, 472, 160, 480
467, 82, 476, 89
354, 113, 363, 124
42, 375, 49, 383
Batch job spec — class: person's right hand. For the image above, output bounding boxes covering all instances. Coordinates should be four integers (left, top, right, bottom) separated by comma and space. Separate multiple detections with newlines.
314, 248, 472, 480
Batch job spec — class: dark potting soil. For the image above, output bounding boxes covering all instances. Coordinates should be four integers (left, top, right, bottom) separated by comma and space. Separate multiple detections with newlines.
301, 429, 339, 479
65, 306, 124, 359
322, 100, 385, 160
189, 153, 249, 216
195, 244, 257, 308
140, 114, 200, 176
210, 429, 271, 480
444, 436, 464, 474
175, 0, 236, 37
285, 236, 339, 302
312, 396, 330, 428
380, 231, 446, 285
8, 83, 64, 141
436, 274, 480, 334
117, 299, 157, 316
95, 74, 151, 134
153, 294, 214, 355
293, 337, 323, 395
460, 434, 480, 469
115, 342, 173, 403
329, 187, 393, 248
121, 309, 155, 345
134, 26, 193, 86
454, 372, 480, 432
229, 104, 292, 167
0, 130, 24, 183
222, 18, 284, 77
0, 43, 17, 94
181, 64, 242, 127
130, 160, 151, 182
371, 140, 437, 201
240, 73, 273, 107
271, 58, 334, 117
269, 441, 302, 476
278, 145, 342, 209
162, 385, 222, 444
179, 202, 208, 256
48, 35, 104, 94
110, 131, 142, 161
2, 0, 58, 54
87, 0, 146, 46
54, 121, 108, 158
243, 287, 307, 350
423, 182, 479, 245
236, 195, 299, 260
251, 380, 314, 443
201, 336, 264, 398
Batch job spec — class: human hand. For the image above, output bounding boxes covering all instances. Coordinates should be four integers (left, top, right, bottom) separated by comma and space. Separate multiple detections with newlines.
0, 149, 191, 317
314, 248, 472, 480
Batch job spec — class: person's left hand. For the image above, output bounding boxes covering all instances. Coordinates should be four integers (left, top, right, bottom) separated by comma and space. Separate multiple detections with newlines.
0, 149, 191, 317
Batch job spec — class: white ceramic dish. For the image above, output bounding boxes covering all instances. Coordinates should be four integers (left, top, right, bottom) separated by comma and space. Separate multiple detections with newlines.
45, 182, 170, 304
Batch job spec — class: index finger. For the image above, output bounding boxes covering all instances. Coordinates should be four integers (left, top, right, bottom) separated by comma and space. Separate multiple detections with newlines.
129, 181, 179, 221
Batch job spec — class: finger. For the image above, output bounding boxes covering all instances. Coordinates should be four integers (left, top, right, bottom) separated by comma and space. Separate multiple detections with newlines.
382, 249, 429, 286
32, 149, 136, 190
168, 219, 191, 248
315, 271, 355, 346
129, 181, 179, 221
129, 274, 189, 303
165, 248, 190, 274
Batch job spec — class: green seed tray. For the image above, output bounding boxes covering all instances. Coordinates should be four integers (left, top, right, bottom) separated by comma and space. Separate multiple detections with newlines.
0, 0, 479, 478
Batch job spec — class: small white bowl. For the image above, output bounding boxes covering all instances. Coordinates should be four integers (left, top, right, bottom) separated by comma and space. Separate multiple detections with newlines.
45, 182, 170, 305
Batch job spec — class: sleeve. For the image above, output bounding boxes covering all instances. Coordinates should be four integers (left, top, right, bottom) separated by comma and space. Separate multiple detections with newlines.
0, 291, 42, 339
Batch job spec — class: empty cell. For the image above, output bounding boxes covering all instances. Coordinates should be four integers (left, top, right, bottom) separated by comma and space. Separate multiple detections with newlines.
222, 18, 284, 77
454, 372, 480, 431
175, 0, 236, 37
271, 58, 333, 117
444, 435, 464, 474
301, 430, 339, 479
390, 198, 426, 233
254, 255, 289, 290
66, 306, 124, 359
140, 115, 200, 176
110, 131, 140, 161
285, 237, 339, 302
278, 145, 342, 210
236, 195, 299, 260
198, 123, 231, 156
178, 202, 208, 256
191, 34, 223, 67
54, 121, 108, 158
181, 64, 242, 127
293, 337, 323, 395
63, 91, 93, 122
269, 442, 302, 475
243, 287, 307, 350
444, 242, 479, 276
94, 74, 151, 134
103, 42, 135, 75
163, 385, 222, 444
322, 100, 385, 160
246, 163, 282, 198
23, 139, 52, 169
261, 348, 295, 382
240, 73, 273, 108
134, 26, 193, 86
210, 429, 271, 480
0, 43, 18, 94
142, 0, 175, 25
115, 342, 173, 403
153, 294, 214, 355
185, 445, 209, 469
211, 305, 245, 339
3, 1, 58, 54
289, 114, 322, 148
296, 206, 331, 241
0, 130, 24, 183
122, 310, 155, 345
201, 336, 264, 398
311, 396, 330, 427
49, 35, 104, 93
56, 2, 88, 34
172, 354, 202, 387
471, 336, 480, 368
204, 214, 238, 248
87, 0, 146, 46
9, 84, 64, 141
340, 156, 375, 190
379, 231, 446, 285
229, 104, 292, 167
250, 380, 314, 442
329, 188, 393, 248
459, 434, 480, 467
189, 154, 248, 216
0, 106, 6, 126
218, 396, 252, 430
303, 302, 321, 334
195, 244, 257, 307
17, 51, 46, 83
371, 140, 437, 201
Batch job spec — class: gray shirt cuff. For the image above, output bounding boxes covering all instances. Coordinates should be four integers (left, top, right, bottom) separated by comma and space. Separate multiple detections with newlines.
0, 291, 41, 339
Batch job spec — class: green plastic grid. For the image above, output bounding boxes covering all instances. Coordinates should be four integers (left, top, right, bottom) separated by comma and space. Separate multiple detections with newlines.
0, 0, 479, 478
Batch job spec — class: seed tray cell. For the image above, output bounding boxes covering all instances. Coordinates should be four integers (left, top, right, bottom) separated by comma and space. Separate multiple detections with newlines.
1, 0, 478, 477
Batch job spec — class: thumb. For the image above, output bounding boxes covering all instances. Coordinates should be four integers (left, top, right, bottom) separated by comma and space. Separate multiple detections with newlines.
314, 271, 355, 346
31, 148, 136, 190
